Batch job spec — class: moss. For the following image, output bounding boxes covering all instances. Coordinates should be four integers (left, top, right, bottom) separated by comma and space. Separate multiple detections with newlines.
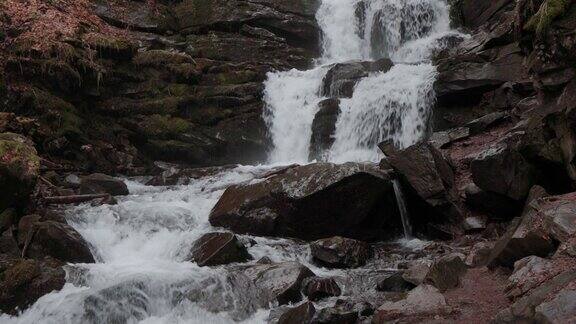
139, 114, 191, 137
133, 50, 194, 66
167, 63, 201, 84
28, 89, 84, 138
82, 33, 137, 60
165, 84, 193, 97
525, 0, 571, 35
215, 71, 258, 85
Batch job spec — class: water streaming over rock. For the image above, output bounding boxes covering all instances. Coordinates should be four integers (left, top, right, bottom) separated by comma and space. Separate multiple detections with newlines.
3, 0, 457, 323
392, 179, 412, 239
264, 0, 457, 164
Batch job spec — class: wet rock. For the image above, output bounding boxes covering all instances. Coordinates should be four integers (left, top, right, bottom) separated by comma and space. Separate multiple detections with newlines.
425, 253, 468, 292
309, 99, 340, 161
376, 272, 416, 292
63, 174, 81, 188
18, 218, 95, 263
302, 277, 341, 301
379, 140, 462, 223
373, 284, 447, 322
310, 236, 372, 268
79, 173, 129, 196
402, 260, 432, 286
209, 162, 400, 241
182, 272, 270, 321
429, 127, 469, 149
244, 261, 315, 305
321, 59, 393, 98
189, 232, 251, 267
312, 303, 359, 324
0, 132, 40, 211
277, 301, 316, 324
0, 257, 65, 315
470, 140, 537, 201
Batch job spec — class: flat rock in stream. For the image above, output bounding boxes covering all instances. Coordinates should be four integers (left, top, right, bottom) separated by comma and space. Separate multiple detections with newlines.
244, 261, 315, 305
310, 236, 372, 268
209, 162, 400, 241
189, 232, 251, 266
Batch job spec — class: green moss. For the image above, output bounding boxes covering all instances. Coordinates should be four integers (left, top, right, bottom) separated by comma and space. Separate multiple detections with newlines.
134, 50, 194, 66
215, 71, 258, 85
167, 63, 201, 83
525, 0, 571, 35
139, 114, 191, 137
29, 89, 84, 138
165, 84, 193, 96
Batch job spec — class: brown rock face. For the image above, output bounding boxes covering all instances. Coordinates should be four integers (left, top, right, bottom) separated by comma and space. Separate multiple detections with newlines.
310, 236, 372, 268
209, 163, 401, 241
425, 253, 468, 292
189, 232, 251, 266
309, 99, 341, 161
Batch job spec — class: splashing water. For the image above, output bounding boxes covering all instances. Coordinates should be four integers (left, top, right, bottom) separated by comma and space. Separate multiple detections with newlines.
265, 0, 458, 164
392, 179, 412, 239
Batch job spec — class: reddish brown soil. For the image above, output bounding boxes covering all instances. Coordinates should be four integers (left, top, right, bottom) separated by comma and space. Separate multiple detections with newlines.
443, 267, 511, 323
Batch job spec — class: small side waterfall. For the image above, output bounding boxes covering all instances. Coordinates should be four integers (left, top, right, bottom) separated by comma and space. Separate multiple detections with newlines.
392, 178, 412, 239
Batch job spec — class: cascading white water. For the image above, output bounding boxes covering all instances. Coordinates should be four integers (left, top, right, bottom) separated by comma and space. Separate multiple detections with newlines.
264, 0, 457, 164
3, 1, 458, 323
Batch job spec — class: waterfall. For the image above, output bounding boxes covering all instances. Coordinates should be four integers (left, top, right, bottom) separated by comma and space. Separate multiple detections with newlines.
264, 0, 457, 164
392, 178, 412, 239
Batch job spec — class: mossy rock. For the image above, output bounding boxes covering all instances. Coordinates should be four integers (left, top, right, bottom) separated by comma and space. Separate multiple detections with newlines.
0, 133, 40, 211
213, 71, 259, 85
167, 63, 202, 84
133, 50, 195, 66
6, 58, 82, 93
25, 88, 84, 140
525, 0, 571, 36
138, 114, 191, 138
98, 96, 186, 116
144, 139, 212, 164
83, 34, 138, 60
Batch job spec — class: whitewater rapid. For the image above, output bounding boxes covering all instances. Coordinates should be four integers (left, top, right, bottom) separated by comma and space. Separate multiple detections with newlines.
2, 0, 457, 322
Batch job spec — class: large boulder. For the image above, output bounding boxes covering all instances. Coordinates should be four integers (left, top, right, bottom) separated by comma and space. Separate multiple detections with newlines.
18, 216, 95, 263
0, 257, 66, 315
79, 173, 129, 196
321, 59, 393, 98
310, 236, 372, 268
309, 99, 340, 161
189, 232, 251, 266
0, 133, 40, 212
379, 141, 462, 224
209, 163, 401, 241
244, 261, 315, 305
